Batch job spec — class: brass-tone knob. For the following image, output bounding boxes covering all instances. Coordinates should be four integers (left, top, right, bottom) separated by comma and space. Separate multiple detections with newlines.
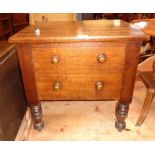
51, 55, 60, 64
96, 81, 104, 90
53, 82, 62, 91
97, 54, 106, 63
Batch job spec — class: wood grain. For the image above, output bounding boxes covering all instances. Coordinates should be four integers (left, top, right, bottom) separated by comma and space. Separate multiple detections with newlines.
16, 44, 38, 105
17, 44, 44, 130
119, 41, 141, 104
9, 20, 149, 43
8, 20, 149, 131
132, 18, 155, 37
32, 42, 125, 100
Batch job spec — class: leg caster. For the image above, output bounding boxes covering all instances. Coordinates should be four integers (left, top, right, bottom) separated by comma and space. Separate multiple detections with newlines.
115, 102, 129, 131
31, 104, 44, 131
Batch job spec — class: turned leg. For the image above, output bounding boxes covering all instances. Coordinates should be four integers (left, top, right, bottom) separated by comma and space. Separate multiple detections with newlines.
17, 44, 44, 131
30, 103, 44, 131
115, 102, 129, 131
116, 41, 141, 131
136, 88, 155, 126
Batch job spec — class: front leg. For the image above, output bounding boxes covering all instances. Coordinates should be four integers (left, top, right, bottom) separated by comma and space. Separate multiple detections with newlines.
31, 103, 44, 131
17, 44, 44, 131
115, 41, 141, 131
115, 102, 129, 131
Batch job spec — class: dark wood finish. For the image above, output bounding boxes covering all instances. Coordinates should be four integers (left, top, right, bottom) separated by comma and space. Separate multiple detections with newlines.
115, 103, 129, 131
115, 41, 141, 131
9, 20, 149, 43
82, 13, 155, 22
82, 13, 94, 20
0, 14, 13, 40
132, 19, 155, 126
136, 71, 155, 126
136, 83, 155, 126
9, 20, 148, 131
0, 41, 16, 61
32, 42, 125, 100
135, 19, 155, 37
119, 41, 141, 104
140, 71, 155, 88
0, 13, 29, 41
31, 104, 44, 131
16, 44, 44, 131
0, 41, 27, 140
11, 13, 29, 33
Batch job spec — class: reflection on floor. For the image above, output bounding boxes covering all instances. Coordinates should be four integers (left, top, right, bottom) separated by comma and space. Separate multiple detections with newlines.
18, 81, 155, 140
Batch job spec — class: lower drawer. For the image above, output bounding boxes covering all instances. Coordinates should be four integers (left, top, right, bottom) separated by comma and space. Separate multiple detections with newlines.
36, 73, 123, 100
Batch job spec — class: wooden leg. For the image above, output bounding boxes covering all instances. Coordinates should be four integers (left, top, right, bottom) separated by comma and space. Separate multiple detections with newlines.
115, 102, 129, 131
136, 88, 155, 126
116, 41, 141, 131
31, 103, 44, 131
16, 44, 44, 131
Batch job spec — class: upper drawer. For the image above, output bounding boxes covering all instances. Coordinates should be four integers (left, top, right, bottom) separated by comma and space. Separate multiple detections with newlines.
32, 42, 126, 75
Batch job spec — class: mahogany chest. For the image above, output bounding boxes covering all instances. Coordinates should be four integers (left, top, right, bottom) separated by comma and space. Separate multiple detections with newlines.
9, 20, 149, 131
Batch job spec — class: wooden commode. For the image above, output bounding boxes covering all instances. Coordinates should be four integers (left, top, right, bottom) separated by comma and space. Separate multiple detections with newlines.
9, 20, 149, 131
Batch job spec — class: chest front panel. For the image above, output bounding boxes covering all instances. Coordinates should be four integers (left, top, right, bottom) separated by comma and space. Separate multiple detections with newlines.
32, 42, 126, 100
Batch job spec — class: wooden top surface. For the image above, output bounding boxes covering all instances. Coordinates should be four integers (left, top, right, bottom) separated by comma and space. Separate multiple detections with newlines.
9, 20, 149, 43
0, 41, 15, 61
132, 19, 155, 36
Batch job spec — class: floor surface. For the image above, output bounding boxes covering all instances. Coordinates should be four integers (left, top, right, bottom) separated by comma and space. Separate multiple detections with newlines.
25, 81, 155, 140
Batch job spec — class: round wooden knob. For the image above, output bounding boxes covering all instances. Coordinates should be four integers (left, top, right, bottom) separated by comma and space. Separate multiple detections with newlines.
96, 81, 104, 90
97, 54, 106, 63
53, 82, 62, 91
51, 55, 60, 64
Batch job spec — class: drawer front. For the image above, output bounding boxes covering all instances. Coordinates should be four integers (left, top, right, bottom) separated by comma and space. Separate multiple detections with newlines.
32, 43, 126, 100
